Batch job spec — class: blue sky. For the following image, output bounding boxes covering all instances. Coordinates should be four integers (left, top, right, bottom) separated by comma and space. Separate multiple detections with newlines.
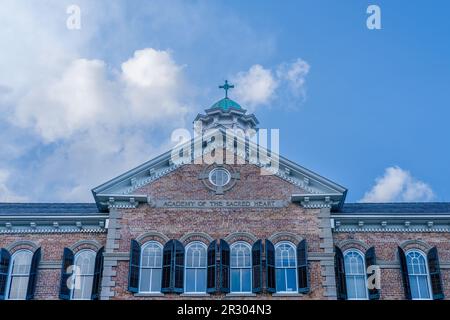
0, 0, 449, 203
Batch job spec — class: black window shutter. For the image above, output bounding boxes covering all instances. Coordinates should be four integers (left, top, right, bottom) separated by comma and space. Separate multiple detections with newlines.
0, 248, 11, 300
297, 239, 309, 293
59, 248, 74, 300
219, 239, 230, 293
91, 247, 104, 300
128, 240, 141, 293
173, 240, 184, 293
26, 248, 41, 300
365, 246, 380, 300
398, 246, 411, 300
265, 239, 276, 293
161, 240, 174, 292
334, 246, 347, 300
427, 246, 444, 300
252, 240, 263, 293
207, 240, 217, 293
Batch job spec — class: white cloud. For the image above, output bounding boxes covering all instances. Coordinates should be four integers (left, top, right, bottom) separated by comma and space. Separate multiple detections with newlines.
0, 169, 28, 202
122, 49, 182, 88
11, 49, 187, 143
232, 58, 310, 110
360, 166, 435, 202
0, 1, 277, 202
2, 48, 189, 201
121, 49, 188, 122
233, 65, 278, 107
28, 129, 172, 202
276, 58, 310, 96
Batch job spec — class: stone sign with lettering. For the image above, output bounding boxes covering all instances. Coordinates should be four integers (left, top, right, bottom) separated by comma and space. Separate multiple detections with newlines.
149, 199, 289, 209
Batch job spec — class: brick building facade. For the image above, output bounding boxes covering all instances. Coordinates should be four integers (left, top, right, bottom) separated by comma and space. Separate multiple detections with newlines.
0, 93, 449, 300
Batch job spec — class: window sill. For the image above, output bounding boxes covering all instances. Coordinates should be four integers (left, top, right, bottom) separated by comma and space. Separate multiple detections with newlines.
272, 293, 304, 297
134, 293, 165, 297
180, 293, 211, 297
225, 293, 257, 297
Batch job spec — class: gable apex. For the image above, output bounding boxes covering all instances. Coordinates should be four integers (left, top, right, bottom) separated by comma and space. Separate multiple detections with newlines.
92, 130, 347, 212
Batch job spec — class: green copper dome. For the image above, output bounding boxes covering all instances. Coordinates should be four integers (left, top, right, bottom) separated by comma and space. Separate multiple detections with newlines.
210, 97, 243, 111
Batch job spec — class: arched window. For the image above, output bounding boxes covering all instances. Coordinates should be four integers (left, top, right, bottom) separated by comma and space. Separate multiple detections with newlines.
6, 250, 32, 300
406, 250, 432, 300
230, 242, 252, 293
71, 249, 96, 300
344, 250, 368, 300
139, 241, 163, 293
185, 242, 207, 293
275, 242, 297, 293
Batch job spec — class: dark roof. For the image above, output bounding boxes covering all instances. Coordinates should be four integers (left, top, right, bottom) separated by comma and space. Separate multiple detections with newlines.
340, 202, 450, 214
2, 202, 450, 216
0, 203, 100, 216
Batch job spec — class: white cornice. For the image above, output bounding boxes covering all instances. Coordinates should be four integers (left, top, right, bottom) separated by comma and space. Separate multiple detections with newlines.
0, 227, 106, 234
332, 214, 450, 219
333, 226, 450, 233
333, 214, 450, 233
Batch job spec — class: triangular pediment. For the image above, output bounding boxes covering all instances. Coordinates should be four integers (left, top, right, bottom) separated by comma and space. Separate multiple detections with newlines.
92, 129, 347, 212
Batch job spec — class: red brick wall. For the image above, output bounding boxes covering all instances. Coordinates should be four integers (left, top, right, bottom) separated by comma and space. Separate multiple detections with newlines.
0, 233, 106, 300
110, 163, 326, 299
333, 232, 450, 299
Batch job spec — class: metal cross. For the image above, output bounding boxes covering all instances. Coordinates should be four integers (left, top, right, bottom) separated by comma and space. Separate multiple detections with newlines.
219, 80, 234, 98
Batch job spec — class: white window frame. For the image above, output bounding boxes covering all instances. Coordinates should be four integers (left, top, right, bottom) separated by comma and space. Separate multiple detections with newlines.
70, 249, 96, 300
274, 241, 298, 293
343, 249, 369, 300
5, 249, 33, 300
208, 168, 231, 187
230, 241, 252, 294
184, 241, 207, 294
139, 241, 163, 293
405, 249, 433, 300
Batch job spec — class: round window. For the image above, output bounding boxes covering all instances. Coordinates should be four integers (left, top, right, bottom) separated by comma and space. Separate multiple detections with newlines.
208, 168, 231, 187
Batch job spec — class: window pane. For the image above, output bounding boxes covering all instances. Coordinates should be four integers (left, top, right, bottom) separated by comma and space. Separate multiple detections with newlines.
209, 168, 230, 187
344, 251, 368, 299
140, 269, 151, 292
406, 250, 431, 300
409, 275, 420, 299
417, 275, 431, 299
241, 269, 251, 292
407, 251, 427, 275
11, 251, 32, 275
70, 250, 96, 299
286, 268, 297, 292
185, 269, 196, 293
231, 269, 240, 292
142, 244, 162, 268
344, 251, 365, 276
151, 269, 162, 292
186, 243, 207, 269
72, 275, 93, 300
275, 244, 295, 267
79, 256, 94, 274
192, 250, 201, 267
346, 275, 368, 300
231, 243, 251, 268
8, 276, 29, 299
276, 269, 286, 292
355, 276, 367, 299
418, 259, 427, 274
347, 276, 355, 299
197, 269, 206, 293
82, 276, 93, 299
275, 243, 297, 293
347, 276, 357, 299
